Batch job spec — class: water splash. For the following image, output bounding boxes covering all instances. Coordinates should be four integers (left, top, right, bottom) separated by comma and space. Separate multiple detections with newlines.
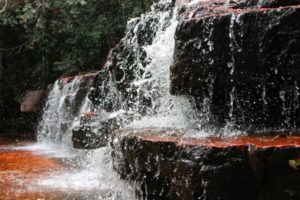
38, 78, 82, 146
92, 0, 200, 131
35, 146, 136, 200
34, 1, 197, 198
128, 6, 199, 129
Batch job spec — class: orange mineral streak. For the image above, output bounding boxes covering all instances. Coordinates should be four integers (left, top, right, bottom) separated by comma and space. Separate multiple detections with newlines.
0, 146, 64, 199
81, 112, 99, 117
178, 135, 300, 149
61, 76, 75, 85
118, 132, 300, 149
60, 71, 99, 85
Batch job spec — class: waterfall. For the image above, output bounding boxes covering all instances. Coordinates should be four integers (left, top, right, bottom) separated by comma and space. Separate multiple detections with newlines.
37, 76, 93, 146
91, 0, 200, 132
37, 0, 201, 146
34, 1, 198, 198
128, 4, 199, 129
35, 74, 136, 199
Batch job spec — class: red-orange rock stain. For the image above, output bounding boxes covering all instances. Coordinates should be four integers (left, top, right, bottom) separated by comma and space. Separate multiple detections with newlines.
81, 112, 99, 117
179, 135, 300, 148
61, 76, 75, 85
0, 145, 65, 200
116, 131, 300, 149
60, 71, 99, 85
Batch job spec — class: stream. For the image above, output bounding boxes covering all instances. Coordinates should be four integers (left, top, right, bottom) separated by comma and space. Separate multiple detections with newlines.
0, 140, 135, 200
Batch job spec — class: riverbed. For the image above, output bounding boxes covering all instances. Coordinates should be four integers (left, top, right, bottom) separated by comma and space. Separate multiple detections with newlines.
0, 139, 135, 200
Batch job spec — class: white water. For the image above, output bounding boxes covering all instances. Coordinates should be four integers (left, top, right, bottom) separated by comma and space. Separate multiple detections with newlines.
34, 74, 136, 199
127, 4, 199, 129
33, 0, 197, 199
5, 143, 136, 200
92, 0, 200, 131
37, 77, 82, 146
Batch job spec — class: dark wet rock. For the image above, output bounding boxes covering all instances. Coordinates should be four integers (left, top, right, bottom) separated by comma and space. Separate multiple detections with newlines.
111, 130, 300, 200
179, 0, 300, 18
72, 114, 121, 149
72, 125, 108, 149
89, 1, 175, 118
251, 147, 300, 200
171, 1, 300, 130
227, 0, 300, 9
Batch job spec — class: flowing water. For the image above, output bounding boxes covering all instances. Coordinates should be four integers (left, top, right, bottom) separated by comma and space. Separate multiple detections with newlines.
4, 0, 298, 198
1, 0, 200, 199
91, 0, 201, 132
0, 141, 135, 200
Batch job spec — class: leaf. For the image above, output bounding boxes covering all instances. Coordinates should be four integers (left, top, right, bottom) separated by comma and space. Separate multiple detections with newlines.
289, 160, 300, 170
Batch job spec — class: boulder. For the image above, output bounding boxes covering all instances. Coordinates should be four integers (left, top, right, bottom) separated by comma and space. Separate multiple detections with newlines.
171, 0, 300, 131
72, 125, 108, 149
21, 90, 47, 113
72, 114, 120, 149
111, 129, 300, 200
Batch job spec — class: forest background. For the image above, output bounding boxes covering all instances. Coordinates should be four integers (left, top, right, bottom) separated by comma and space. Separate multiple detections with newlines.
0, 0, 153, 123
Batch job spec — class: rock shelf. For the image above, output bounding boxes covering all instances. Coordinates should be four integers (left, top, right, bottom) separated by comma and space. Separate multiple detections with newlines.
112, 129, 300, 200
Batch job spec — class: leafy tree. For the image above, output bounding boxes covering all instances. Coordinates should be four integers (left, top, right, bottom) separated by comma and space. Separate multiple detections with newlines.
0, 0, 153, 119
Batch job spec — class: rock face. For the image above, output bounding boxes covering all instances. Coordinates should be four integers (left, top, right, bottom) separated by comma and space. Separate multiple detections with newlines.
72, 125, 107, 149
170, 0, 300, 131
72, 112, 119, 149
111, 130, 300, 200
21, 90, 47, 113
89, 0, 176, 118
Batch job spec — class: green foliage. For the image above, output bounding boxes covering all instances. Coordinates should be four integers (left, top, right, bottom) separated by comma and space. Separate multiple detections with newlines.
0, 0, 153, 118
2, 0, 152, 75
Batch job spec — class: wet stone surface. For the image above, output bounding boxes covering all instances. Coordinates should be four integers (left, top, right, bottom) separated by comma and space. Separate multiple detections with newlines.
72, 113, 120, 149
171, 0, 300, 130
0, 140, 135, 200
111, 130, 300, 200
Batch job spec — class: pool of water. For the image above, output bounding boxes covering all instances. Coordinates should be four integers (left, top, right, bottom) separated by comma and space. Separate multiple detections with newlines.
0, 140, 135, 200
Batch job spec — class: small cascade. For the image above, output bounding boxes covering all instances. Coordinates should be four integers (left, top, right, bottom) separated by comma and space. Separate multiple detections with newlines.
90, 0, 200, 132
37, 75, 95, 146
34, 73, 135, 199
38, 0, 300, 143
128, 4, 199, 129
36, 0, 203, 151
25, 0, 300, 199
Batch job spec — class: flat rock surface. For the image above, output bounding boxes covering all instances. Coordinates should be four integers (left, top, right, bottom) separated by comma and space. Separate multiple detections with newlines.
112, 129, 300, 200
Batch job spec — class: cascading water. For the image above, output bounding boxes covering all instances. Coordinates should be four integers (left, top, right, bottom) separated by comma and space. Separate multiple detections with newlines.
90, 0, 200, 133
37, 76, 92, 146
128, 4, 199, 129
38, 78, 78, 145
4, 0, 300, 199
33, 0, 201, 199
32, 73, 136, 199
